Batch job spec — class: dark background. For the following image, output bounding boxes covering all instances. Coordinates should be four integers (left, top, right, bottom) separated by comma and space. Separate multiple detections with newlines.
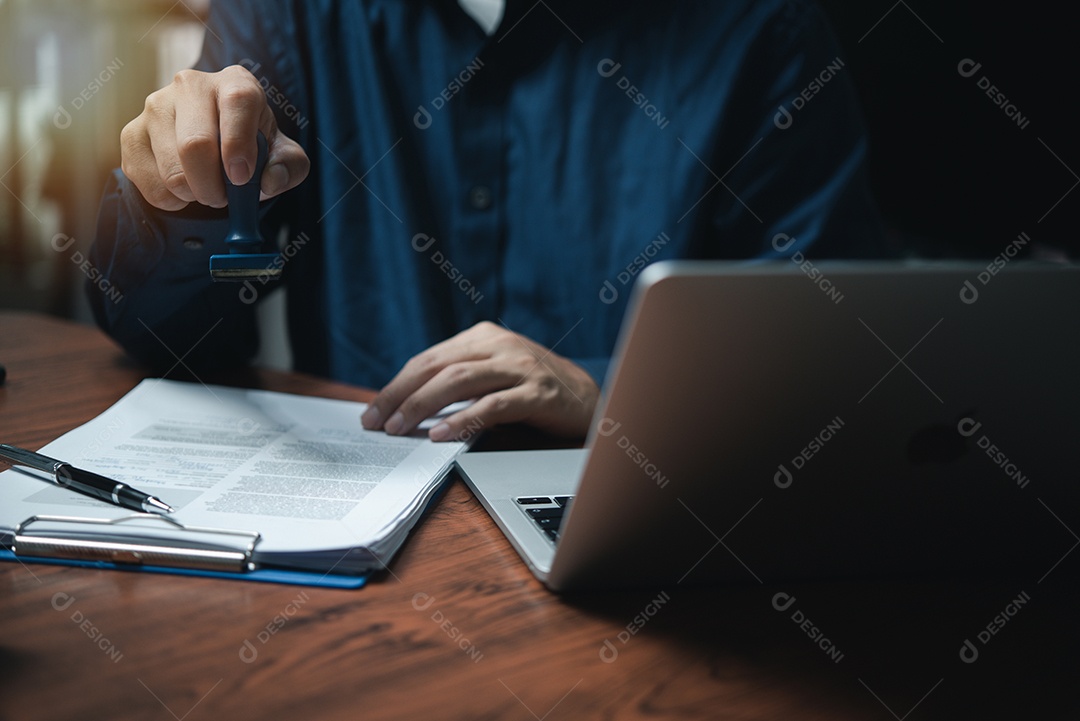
818, 2, 1075, 259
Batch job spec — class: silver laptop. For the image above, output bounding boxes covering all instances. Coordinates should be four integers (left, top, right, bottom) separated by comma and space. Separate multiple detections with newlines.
455, 260, 1080, 591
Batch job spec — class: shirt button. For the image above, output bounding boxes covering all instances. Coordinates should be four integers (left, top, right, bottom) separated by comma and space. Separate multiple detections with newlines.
468, 185, 493, 210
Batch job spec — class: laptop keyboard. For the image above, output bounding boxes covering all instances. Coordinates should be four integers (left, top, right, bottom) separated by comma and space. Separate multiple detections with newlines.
516, 495, 574, 544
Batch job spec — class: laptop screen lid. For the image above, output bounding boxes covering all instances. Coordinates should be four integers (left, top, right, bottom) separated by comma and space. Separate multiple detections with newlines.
542, 260, 1080, 590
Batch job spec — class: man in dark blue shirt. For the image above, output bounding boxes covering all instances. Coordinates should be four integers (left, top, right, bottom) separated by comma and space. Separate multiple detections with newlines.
89, 0, 883, 441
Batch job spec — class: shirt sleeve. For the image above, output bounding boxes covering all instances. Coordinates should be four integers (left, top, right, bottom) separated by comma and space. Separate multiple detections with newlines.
706, 1, 888, 261
86, 1, 296, 373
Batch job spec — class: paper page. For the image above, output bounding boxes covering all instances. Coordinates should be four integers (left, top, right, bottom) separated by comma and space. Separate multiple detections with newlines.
0, 379, 471, 572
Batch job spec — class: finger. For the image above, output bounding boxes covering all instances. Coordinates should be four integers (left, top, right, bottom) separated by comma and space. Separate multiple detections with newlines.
120, 118, 189, 211
361, 329, 499, 431
428, 386, 538, 441
383, 360, 525, 436
217, 65, 312, 200
261, 127, 311, 199
362, 356, 444, 431
172, 73, 226, 207
217, 65, 266, 185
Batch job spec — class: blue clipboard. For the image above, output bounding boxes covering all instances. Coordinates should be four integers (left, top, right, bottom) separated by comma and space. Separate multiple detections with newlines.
1, 513, 373, 588
0, 549, 369, 588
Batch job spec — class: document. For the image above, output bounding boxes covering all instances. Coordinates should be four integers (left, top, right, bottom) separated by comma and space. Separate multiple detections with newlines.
0, 379, 472, 574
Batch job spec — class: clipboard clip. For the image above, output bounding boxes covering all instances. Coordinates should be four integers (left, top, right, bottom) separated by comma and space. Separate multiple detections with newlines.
14, 513, 262, 573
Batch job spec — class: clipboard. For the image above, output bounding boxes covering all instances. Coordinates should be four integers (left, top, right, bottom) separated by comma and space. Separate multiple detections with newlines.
0, 379, 472, 590
1, 513, 369, 588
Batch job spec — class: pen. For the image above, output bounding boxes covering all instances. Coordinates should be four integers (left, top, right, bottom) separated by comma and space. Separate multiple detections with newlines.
0, 443, 174, 514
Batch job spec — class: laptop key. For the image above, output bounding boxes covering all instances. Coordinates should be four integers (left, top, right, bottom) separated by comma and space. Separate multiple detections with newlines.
516, 496, 553, 505
526, 507, 563, 519
533, 518, 561, 535
553, 496, 572, 507
544, 529, 559, 542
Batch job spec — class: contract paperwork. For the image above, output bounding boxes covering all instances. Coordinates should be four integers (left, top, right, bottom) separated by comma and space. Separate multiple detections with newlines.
0, 379, 472, 575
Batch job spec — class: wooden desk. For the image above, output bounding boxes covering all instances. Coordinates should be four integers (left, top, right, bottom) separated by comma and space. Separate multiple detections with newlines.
1, 312, 1078, 721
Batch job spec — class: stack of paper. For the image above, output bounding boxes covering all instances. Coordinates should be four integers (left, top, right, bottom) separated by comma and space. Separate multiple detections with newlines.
0, 379, 473, 578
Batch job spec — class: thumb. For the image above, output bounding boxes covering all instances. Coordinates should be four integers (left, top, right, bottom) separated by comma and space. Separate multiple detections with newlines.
260, 129, 310, 199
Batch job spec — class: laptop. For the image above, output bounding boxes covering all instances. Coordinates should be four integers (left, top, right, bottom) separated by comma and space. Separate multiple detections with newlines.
455, 260, 1080, 591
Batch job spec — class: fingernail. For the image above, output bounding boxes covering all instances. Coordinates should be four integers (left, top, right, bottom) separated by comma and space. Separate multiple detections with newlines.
384, 412, 405, 435
264, 162, 289, 196
429, 423, 452, 442
361, 406, 381, 429
228, 158, 252, 185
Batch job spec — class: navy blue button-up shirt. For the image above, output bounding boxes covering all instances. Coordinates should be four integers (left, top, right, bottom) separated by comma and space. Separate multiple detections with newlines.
89, 0, 884, 390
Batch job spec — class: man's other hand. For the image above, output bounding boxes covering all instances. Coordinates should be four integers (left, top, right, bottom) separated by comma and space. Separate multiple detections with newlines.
361, 322, 600, 441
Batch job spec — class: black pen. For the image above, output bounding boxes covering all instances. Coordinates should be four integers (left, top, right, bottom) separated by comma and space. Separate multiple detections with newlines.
0, 443, 174, 514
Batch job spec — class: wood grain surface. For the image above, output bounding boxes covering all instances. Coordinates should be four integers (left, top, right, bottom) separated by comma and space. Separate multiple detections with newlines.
1, 312, 1077, 721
